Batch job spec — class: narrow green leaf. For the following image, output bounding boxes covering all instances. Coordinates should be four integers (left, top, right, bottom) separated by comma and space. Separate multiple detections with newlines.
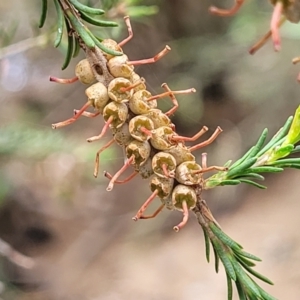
66, 9, 95, 49
239, 179, 267, 189
237, 258, 274, 285
237, 250, 262, 262
223, 160, 232, 168
232, 260, 262, 299
213, 245, 219, 273
62, 20, 74, 70
210, 238, 236, 281
237, 173, 265, 181
282, 105, 300, 146
255, 284, 278, 300
251, 128, 268, 156
235, 280, 247, 300
86, 29, 123, 56
203, 229, 210, 263
230, 146, 255, 169
73, 38, 81, 57
39, 0, 48, 28
268, 158, 300, 165
81, 11, 118, 27
54, 0, 64, 47
271, 144, 294, 160
227, 157, 257, 178
272, 163, 300, 169
210, 223, 242, 251
235, 254, 256, 267
226, 273, 233, 300
257, 116, 293, 156
290, 145, 300, 154
246, 166, 283, 173
220, 180, 241, 186
69, 0, 105, 15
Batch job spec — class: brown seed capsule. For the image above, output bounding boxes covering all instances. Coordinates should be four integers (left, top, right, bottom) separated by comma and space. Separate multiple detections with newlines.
150, 175, 174, 199
150, 126, 176, 150
129, 90, 157, 115
135, 157, 153, 179
175, 161, 203, 185
270, 0, 300, 23
129, 115, 155, 142
85, 82, 110, 113
126, 140, 151, 168
172, 185, 197, 211
152, 152, 177, 178
165, 144, 195, 165
101, 39, 123, 60
108, 77, 134, 103
75, 59, 96, 84
144, 109, 172, 128
103, 101, 128, 129
107, 54, 134, 78
112, 123, 132, 147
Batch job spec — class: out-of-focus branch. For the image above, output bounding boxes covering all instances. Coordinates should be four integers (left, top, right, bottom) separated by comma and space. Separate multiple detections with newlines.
0, 237, 34, 269
0, 34, 51, 59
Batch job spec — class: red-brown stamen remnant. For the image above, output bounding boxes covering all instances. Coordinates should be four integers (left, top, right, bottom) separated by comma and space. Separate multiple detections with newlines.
132, 190, 159, 221
106, 156, 134, 191
49, 76, 78, 84
128, 46, 171, 66
94, 139, 115, 178
52, 101, 90, 129
74, 109, 101, 118
171, 126, 209, 143
173, 201, 189, 232
104, 170, 138, 184
87, 115, 114, 143
189, 127, 222, 152
271, 1, 283, 51
118, 16, 133, 47
139, 204, 165, 219
146, 88, 196, 102
209, 0, 244, 17
249, 16, 286, 55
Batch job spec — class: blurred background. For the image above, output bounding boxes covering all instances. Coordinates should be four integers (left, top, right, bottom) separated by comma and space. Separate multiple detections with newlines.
0, 0, 300, 299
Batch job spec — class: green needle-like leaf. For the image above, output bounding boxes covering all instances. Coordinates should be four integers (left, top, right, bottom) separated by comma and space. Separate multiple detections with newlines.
73, 38, 80, 57
238, 179, 266, 189
39, 0, 48, 28
81, 11, 118, 27
203, 228, 210, 263
237, 250, 262, 262
237, 173, 265, 181
257, 116, 293, 157
220, 179, 241, 186
232, 260, 263, 299
236, 257, 274, 285
54, 0, 64, 47
226, 273, 233, 300
230, 146, 256, 169
227, 157, 257, 178
66, 9, 95, 49
245, 166, 283, 173
86, 28, 123, 56
69, 0, 105, 15
62, 19, 74, 70
213, 246, 219, 273
210, 237, 236, 281
210, 223, 242, 251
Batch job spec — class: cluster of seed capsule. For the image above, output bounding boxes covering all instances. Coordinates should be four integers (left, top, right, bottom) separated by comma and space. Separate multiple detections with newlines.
51, 17, 226, 232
